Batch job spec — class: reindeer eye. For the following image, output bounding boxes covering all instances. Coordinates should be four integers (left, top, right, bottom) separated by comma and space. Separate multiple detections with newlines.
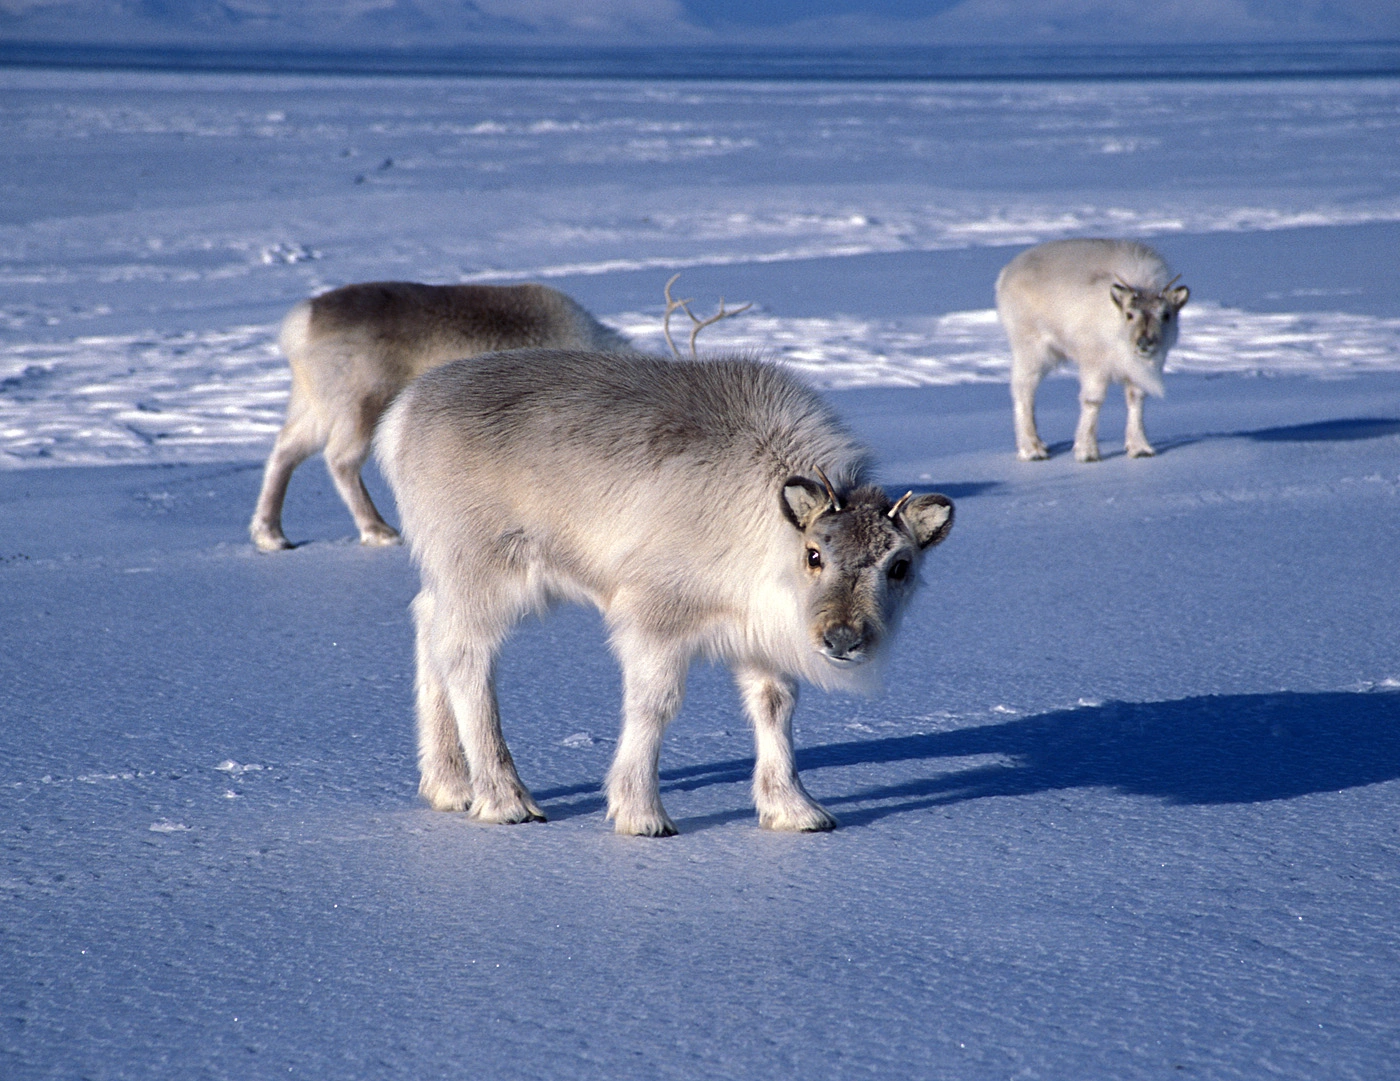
888, 558, 910, 582
1163, 311, 1172, 321
806, 547, 823, 570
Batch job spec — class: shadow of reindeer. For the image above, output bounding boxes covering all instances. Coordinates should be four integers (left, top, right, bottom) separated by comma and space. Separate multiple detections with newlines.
602, 690, 1400, 830
1152, 416, 1400, 457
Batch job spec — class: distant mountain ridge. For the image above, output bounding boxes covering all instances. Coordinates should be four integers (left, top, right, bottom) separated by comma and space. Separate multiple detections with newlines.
1, 40, 1398, 81
3, 0, 1398, 52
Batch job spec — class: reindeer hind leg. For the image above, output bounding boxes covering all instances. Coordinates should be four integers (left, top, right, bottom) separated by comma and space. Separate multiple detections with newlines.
1008, 335, 1051, 461
323, 393, 400, 546
250, 384, 322, 550
425, 580, 544, 824
413, 590, 473, 811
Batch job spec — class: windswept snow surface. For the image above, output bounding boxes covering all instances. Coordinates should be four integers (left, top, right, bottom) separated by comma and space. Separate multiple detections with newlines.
2, 67, 1400, 1079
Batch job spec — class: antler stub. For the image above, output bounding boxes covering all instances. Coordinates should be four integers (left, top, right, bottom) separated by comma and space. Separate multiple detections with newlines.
814, 466, 844, 512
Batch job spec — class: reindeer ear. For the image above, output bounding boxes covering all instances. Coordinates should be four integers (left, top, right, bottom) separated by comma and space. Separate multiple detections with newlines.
1166, 284, 1189, 310
901, 494, 954, 549
1110, 283, 1136, 312
781, 477, 830, 529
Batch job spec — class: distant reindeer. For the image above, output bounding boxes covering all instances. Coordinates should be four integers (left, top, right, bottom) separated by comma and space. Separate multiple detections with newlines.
375, 349, 955, 835
249, 281, 629, 551
996, 239, 1189, 462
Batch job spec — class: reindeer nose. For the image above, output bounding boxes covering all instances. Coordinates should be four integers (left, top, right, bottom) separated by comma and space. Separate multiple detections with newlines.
823, 623, 867, 659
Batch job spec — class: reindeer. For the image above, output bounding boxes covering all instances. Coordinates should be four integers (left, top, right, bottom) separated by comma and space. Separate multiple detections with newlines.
374, 349, 955, 835
996, 239, 1189, 462
249, 281, 630, 551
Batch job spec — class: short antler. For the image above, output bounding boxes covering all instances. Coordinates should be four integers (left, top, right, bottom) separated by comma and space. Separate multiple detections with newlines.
662, 272, 753, 360
814, 466, 843, 513
887, 491, 913, 520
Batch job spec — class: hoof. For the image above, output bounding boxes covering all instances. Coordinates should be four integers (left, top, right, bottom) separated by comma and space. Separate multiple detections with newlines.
359, 525, 402, 547
250, 525, 293, 552
611, 809, 679, 837
471, 793, 547, 824
420, 774, 473, 812
758, 799, 838, 832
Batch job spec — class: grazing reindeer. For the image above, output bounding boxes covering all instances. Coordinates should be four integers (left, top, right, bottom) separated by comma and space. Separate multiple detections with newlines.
996, 239, 1189, 462
249, 281, 629, 551
375, 349, 955, 835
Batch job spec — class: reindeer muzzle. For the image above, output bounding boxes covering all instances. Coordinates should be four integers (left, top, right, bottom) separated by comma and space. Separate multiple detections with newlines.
821, 622, 872, 665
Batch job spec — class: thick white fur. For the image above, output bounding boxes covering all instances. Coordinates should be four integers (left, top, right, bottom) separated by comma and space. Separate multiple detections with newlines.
996, 238, 1189, 462
249, 281, 629, 551
375, 349, 954, 836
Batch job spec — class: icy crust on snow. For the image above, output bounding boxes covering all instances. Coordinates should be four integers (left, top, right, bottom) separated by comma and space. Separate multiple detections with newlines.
3, 69, 1399, 466
0, 326, 285, 465
615, 302, 1400, 388
4, 303, 1400, 465
2, 71, 1399, 336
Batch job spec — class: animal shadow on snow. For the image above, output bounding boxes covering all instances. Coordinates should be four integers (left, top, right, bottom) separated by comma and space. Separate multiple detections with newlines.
1151, 416, 1400, 456
616, 691, 1400, 830
1244, 417, 1400, 443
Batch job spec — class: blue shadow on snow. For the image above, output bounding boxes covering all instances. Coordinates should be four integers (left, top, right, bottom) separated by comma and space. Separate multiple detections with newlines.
1244, 417, 1400, 443
592, 691, 1400, 829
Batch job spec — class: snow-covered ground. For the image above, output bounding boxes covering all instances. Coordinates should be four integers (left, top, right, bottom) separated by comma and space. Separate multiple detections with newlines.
2, 66, 1399, 1079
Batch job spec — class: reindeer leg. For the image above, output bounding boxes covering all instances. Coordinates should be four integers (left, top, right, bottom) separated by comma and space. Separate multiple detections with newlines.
606, 628, 687, 837
412, 590, 473, 811
736, 668, 835, 831
250, 387, 321, 550
427, 588, 543, 824
1073, 369, 1109, 463
1007, 331, 1051, 460
323, 398, 400, 547
1124, 383, 1155, 458
1010, 367, 1049, 461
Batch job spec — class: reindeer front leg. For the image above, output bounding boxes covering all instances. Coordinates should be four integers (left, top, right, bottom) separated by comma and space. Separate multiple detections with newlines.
1124, 383, 1155, 458
606, 630, 687, 836
736, 667, 836, 831
1073, 369, 1109, 462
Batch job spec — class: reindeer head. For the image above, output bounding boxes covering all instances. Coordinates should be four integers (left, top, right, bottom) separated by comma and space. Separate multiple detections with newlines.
780, 469, 954, 668
1110, 276, 1190, 359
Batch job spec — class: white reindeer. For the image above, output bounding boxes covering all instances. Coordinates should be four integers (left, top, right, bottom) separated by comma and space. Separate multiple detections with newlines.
996, 238, 1189, 462
249, 281, 629, 551
375, 349, 955, 836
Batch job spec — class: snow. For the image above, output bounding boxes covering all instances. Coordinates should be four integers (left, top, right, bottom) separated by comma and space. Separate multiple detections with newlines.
2, 64, 1400, 1079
